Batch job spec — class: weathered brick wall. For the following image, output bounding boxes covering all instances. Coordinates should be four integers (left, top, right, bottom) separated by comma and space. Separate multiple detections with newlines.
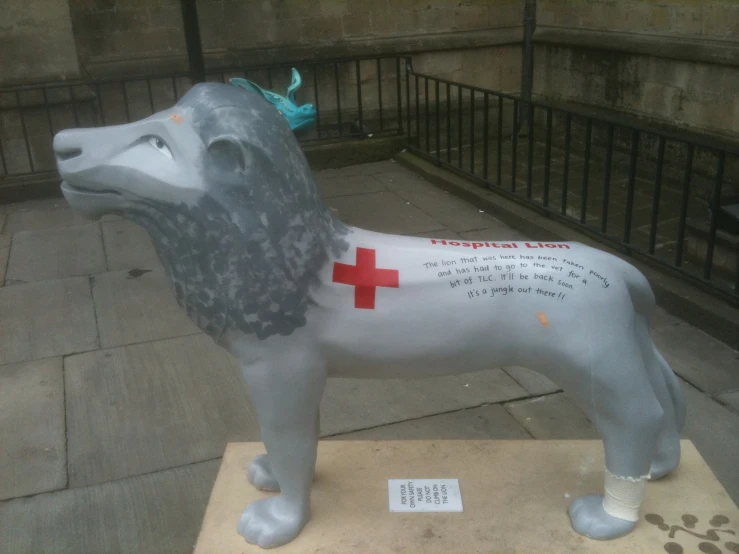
198, 0, 519, 49
65, 0, 523, 79
0, 0, 81, 85
533, 0, 739, 140
67, 0, 185, 74
57, 0, 523, 136
403, 46, 520, 96
538, 0, 736, 36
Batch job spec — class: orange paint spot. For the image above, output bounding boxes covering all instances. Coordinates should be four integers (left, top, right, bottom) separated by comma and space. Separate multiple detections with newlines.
537, 312, 550, 327
169, 113, 184, 124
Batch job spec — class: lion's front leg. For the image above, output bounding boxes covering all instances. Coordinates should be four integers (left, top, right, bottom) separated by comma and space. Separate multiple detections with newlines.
238, 357, 326, 549
247, 410, 320, 493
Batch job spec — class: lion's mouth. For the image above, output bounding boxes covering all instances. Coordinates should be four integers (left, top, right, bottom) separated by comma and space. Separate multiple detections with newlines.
61, 180, 126, 220
61, 181, 122, 197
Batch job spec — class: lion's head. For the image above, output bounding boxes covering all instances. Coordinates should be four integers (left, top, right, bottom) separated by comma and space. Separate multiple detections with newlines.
54, 82, 348, 341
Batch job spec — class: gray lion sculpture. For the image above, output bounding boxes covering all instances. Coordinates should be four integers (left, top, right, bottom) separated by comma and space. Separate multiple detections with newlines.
54, 82, 686, 549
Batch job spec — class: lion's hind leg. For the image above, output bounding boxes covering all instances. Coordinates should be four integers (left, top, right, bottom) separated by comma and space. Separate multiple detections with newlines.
645, 350, 684, 480
629, 314, 684, 480
655, 346, 686, 433
568, 336, 664, 540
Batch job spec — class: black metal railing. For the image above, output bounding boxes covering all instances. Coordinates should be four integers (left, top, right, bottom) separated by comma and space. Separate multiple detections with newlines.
0, 55, 409, 181
403, 60, 739, 304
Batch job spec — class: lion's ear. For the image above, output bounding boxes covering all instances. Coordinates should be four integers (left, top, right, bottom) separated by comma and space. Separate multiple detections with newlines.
207, 135, 249, 174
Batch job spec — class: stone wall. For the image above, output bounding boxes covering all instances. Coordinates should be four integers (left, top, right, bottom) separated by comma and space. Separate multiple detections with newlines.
57, 0, 524, 147
0, 0, 80, 85
533, 0, 739, 140
5, 0, 737, 147
413, 45, 521, 92
67, 0, 185, 76
66, 0, 523, 79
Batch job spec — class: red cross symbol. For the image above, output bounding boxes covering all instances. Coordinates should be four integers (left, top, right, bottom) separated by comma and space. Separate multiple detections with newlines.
332, 247, 400, 309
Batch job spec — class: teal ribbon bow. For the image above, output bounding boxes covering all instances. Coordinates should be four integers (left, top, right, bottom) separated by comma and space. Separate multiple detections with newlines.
230, 68, 316, 134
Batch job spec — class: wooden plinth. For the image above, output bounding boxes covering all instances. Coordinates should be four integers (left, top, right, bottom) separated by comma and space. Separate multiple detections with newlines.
194, 440, 738, 553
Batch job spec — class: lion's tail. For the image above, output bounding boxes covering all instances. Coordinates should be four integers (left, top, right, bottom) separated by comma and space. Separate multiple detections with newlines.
654, 345, 687, 431
622, 259, 686, 432
618, 259, 656, 320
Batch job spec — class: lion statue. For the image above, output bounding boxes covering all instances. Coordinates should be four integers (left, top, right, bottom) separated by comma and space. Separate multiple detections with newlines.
54, 82, 685, 549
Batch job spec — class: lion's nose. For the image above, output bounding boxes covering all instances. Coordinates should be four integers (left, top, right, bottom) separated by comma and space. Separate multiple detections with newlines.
53, 130, 84, 162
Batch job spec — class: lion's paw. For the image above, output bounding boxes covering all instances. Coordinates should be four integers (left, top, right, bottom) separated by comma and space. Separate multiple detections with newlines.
237, 497, 309, 548
569, 495, 637, 540
648, 452, 680, 481
247, 454, 280, 492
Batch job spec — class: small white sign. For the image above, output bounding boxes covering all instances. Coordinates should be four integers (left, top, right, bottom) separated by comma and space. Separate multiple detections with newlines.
388, 479, 463, 512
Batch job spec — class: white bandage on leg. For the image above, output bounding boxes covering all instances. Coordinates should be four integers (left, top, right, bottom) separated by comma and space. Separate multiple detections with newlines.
602, 469, 648, 522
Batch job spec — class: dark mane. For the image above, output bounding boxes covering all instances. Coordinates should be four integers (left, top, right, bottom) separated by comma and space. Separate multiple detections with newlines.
130, 82, 350, 341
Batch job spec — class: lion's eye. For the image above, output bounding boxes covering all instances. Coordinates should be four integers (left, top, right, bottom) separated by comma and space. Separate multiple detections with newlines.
148, 136, 173, 159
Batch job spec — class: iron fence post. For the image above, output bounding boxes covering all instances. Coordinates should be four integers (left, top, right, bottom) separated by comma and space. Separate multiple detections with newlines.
518, 0, 536, 135
180, 0, 206, 84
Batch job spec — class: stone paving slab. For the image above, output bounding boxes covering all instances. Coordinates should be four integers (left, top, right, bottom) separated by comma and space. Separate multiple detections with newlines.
409, 229, 462, 239
458, 226, 531, 242
101, 220, 163, 272
372, 169, 440, 193
315, 173, 386, 198
395, 187, 507, 232
92, 269, 199, 349
331, 404, 532, 440
3, 205, 91, 234
0, 459, 219, 554
717, 390, 739, 415
0, 357, 66, 501
320, 369, 527, 436
651, 306, 683, 329
64, 334, 253, 488
1, 198, 70, 214
652, 321, 739, 394
503, 366, 561, 396
317, 160, 398, 178
346, 160, 400, 175
0, 277, 98, 366
0, 233, 9, 285
681, 382, 739, 504
6, 224, 106, 284
504, 393, 599, 439
324, 191, 445, 235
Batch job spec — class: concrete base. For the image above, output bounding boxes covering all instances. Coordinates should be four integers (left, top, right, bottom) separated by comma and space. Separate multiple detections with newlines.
194, 440, 738, 553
